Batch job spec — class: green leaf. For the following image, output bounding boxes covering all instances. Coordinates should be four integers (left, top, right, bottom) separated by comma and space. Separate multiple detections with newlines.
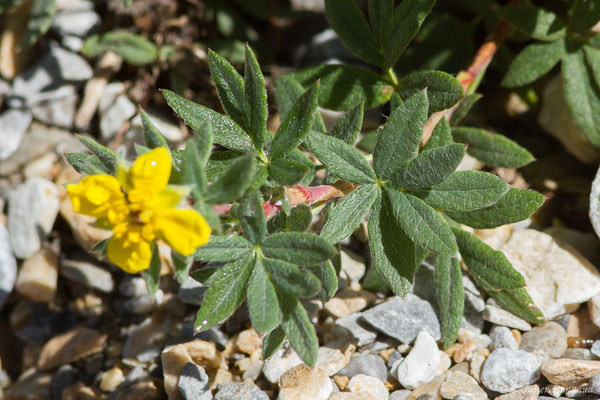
193, 235, 252, 262
141, 243, 161, 298
262, 232, 336, 265
262, 325, 286, 359
244, 45, 268, 149
190, 267, 218, 285
247, 257, 280, 334
373, 90, 428, 180
487, 286, 545, 324
306, 260, 338, 302
446, 188, 545, 229
392, 144, 465, 189
162, 89, 254, 151
452, 127, 534, 168
368, 0, 393, 45
398, 71, 464, 113
77, 136, 116, 173
422, 116, 453, 151
238, 189, 267, 244
585, 45, 600, 88
204, 153, 256, 204
82, 31, 158, 66
286, 205, 312, 232
264, 257, 321, 298
208, 49, 246, 129
411, 171, 509, 212
172, 250, 193, 284
20, 0, 56, 49
277, 290, 319, 365
64, 153, 109, 175
270, 83, 319, 160
181, 140, 206, 199
450, 94, 482, 126
268, 158, 310, 186
497, 5, 566, 41
324, 0, 383, 66
453, 228, 525, 290
433, 255, 464, 349
307, 130, 376, 184
91, 238, 109, 256
194, 255, 253, 331
562, 47, 600, 146
385, 187, 457, 255
330, 101, 364, 144
320, 184, 378, 244
569, 0, 600, 34
367, 191, 416, 296
139, 109, 169, 149
382, 0, 436, 68
502, 40, 566, 88
275, 75, 326, 133
289, 65, 394, 110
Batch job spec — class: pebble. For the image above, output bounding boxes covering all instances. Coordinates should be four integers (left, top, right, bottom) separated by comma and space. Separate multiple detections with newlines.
100, 366, 124, 392
330, 393, 377, 400
339, 250, 366, 289
236, 329, 262, 355
592, 341, 600, 359
347, 374, 388, 400
519, 322, 567, 359
0, 224, 16, 310
545, 384, 565, 398
440, 371, 486, 400
408, 372, 448, 400
315, 344, 353, 376
177, 362, 212, 400
7, 177, 59, 259
178, 278, 207, 305
490, 326, 519, 351
23, 152, 58, 180
29, 85, 78, 128
15, 248, 58, 303
389, 390, 411, 400
38, 327, 107, 370
395, 331, 440, 389
214, 382, 269, 400
5, 369, 52, 400
52, 0, 99, 37
0, 109, 32, 160
99, 82, 136, 140
360, 294, 441, 344
480, 349, 541, 393
115, 378, 164, 400
60, 259, 114, 293
469, 352, 486, 382
589, 373, 600, 394
324, 289, 376, 318
338, 354, 388, 383
588, 294, 600, 329
51, 364, 77, 400
482, 305, 532, 331
124, 289, 164, 314
334, 312, 378, 346
278, 364, 332, 400
495, 384, 539, 400
540, 358, 600, 386
262, 344, 304, 383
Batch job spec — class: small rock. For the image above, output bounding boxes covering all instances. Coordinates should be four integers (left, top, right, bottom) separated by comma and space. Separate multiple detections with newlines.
5, 369, 52, 400
592, 341, 600, 359
0, 224, 17, 310
315, 344, 353, 376
60, 259, 114, 293
52, 1, 99, 37
29, 85, 78, 128
278, 364, 332, 400
38, 327, 107, 370
339, 250, 366, 289
545, 384, 565, 398
469, 352, 487, 382
116, 378, 165, 400
178, 278, 207, 305
124, 290, 164, 314
588, 294, 600, 329
347, 374, 388, 400
494, 384, 539, 400
23, 152, 58, 180
15, 248, 58, 303
360, 295, 441, 344
100, 366, 124, 392
329, 393, 377, 400
389, 390, 411, 400
51, 364, 77, 400
519, 322, 567, 359
540, 358, 600, 387
262, 344, 304, 383
480, 349, 541, 393
334, 312, 378, 346
119, 276, 148, 297
214, 382, 269, 400
440, 371, 486, 400
395, 331, 440, 390
589, 373, 600, 394
407, 372, 448, 400
338, 354, 388, 383
242, 359, 264, 382
324, 289, 376, 318
99, 82, 136, 140
236, 329, 261, 355
566, 307, 600, 339
482, 305, 532, 331
0, 109, 32, 160
490, 325, 519, 351
178, 362, 212, 400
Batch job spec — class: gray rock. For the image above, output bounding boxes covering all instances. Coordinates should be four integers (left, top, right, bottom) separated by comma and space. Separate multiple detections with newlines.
389, 390, 411, 400
192, 327, 229, 348
60, 259, 114, 293
480, 348, 541, 393
592, 341, 600, 359
462, 277, 486, 334
119, 276, 148, 297
415, 395, 436, 400
482, 304, 532, 331
0, 224, 17, 310
387, 350, 403, 369
99, 83, 136, 140
0, 109, 32, 160
589, 373, 600, 394
334, 312, 378, 346
178, 362, 212, 400
124, 290, 163, 314
52, 1, 99, 37
214, 382, 269, 400
360, 294, 441, 344
7, 177, 59, 258
29, 85, 77, 128
490, 325, 519, 351
520, 322, 567, 359
52, 365, 77, 400
411, 262, 437, 308
564, 348, 592, 360
178, 278, 207, 306
338, 354, 387, 382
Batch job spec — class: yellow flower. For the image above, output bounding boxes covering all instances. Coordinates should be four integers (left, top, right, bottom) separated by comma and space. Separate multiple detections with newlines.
67, 147, 211, 273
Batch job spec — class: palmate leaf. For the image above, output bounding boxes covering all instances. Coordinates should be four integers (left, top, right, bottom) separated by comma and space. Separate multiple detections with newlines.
264, 257, 321, 299
502, 39, 566, 88
262, 232, 336, 266
306, 260, 338, 303
432, 255, 464, 349
193, 235, 252, 262
238, 189, 267, 245
397, 70, 464, 113
275, 76, 326, 133
277, 289, 319, 365
330, 101, 364, 145
422, 116, 453, 151
247, 257, 279, 334
204, 153, 256, 204
262, 325, 286, 359
497, 5, 566, 41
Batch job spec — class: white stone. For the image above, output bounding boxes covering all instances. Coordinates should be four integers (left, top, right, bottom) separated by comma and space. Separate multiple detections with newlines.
339, 250, 366, 289
483, 305, 532, 331
0, 109, 32, 160
262, 344, 304, 384
347, 374, 388, 400
277, 364, 332, 400
395, 331, 440, 389
29, 85, 78, 128
52, 1, 99, 37
99, 83, 136, 140
0, 224, 17, 309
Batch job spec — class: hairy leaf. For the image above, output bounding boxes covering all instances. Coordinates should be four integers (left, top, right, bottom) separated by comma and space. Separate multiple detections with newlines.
141, 243, 161, 298
268, 158, 310, 186
247, 257, 279, 334
238, 189, 267, 244
275, 75, 326, 133
193, 235, 252, 261
433, 255, 464, 349
77, 136, 116, 173
306, 260, 338, 302
422, 116, 453, 151
502, 40, 566, 88
398, 70, 464, 113
262, 325, 285, 359
82, 31, 158, 65
264, 257, 321, 298
208, 49, 246, 129
244, 45, 268, 149
64, 153, 109, 176
497, 5, 566, 41
392, 144, 465, 189
262, 232, 336, 265
277, 290, 319, 365
139, 109, 169, 149
204, 153, 256, 204
330, 101, 364, 144
569, 0, 600, 34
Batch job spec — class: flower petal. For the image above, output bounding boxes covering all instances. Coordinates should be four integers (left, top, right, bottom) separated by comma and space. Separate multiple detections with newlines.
130, 147, 171, 193
67, 175, 126, 220
106, 234, 152, 273
154, 185, 192, 211
155, 209, 211, 256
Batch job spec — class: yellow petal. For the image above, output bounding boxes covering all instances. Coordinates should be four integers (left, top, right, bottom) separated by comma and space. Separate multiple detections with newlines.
106, 234, 152, 274
67, 175, 126, 219
130, 147, 171, 193
155, 209, 211, 256
153, 185, 192, 211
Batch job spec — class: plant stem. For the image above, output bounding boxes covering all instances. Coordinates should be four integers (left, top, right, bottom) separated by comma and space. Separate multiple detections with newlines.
386, 67, 399, 86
